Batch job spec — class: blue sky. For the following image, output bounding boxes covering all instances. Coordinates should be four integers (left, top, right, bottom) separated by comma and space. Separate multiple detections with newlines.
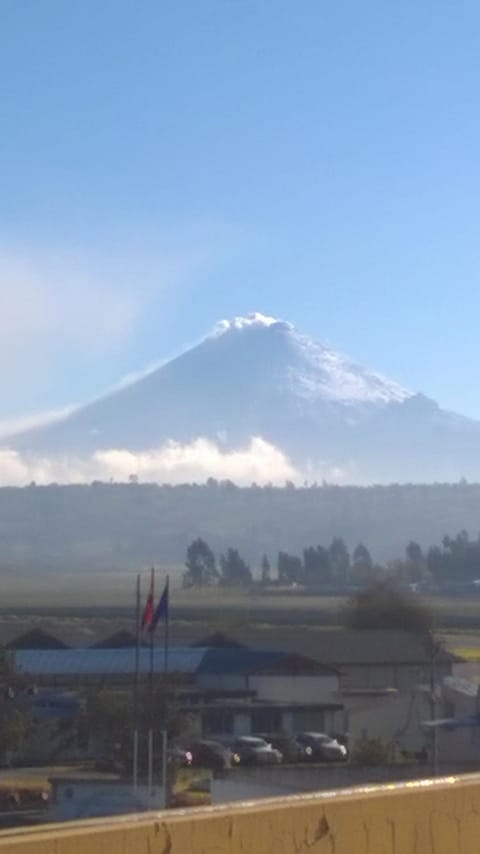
1, 0, 480, 422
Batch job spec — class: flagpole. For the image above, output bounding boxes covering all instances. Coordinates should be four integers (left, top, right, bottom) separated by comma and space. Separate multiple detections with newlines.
133, 573, 141, 793
147, 566, 155, 795
164, 575, 170, 675
162, 575, 170, 808
149, 566, 155, 701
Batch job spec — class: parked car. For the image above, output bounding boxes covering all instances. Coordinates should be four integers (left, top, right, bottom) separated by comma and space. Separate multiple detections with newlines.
168, 745, 193, 767
332, 732, 350, 756
295, 732, 348, 762
254, 733, 312, 763
230, 736, 283, 766
186, 739, 238, 770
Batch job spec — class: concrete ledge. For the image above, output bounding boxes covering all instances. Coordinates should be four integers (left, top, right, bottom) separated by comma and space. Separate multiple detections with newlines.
2, 773, 480, 853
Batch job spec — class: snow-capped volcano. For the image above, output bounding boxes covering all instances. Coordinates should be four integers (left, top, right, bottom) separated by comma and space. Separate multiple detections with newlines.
212, 312, 411, 405
282, 330, 411, 405
5, 312, 480, 483
213, 311, 282, 333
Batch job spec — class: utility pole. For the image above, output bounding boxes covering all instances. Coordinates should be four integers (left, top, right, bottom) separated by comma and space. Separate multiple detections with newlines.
429, 631, 439, 776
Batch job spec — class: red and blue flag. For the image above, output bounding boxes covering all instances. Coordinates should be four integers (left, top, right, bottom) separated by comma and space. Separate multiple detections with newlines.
149, 578, 169, 632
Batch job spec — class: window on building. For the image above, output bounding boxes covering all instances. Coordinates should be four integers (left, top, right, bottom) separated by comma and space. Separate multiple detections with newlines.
292, 709, 325, 732
203, 709, 234, 735
251, 707, 282, 733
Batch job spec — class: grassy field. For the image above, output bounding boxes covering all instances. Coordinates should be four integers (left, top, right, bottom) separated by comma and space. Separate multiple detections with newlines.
450, 646, 480, 660
1, 571, 480, 642
0, 568, 184, 609
0, 775, 50, 792
0, 765, 86, 790
0, 767, 56, 815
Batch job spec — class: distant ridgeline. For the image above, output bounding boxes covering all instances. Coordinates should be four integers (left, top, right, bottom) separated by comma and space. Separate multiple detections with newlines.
0, 481, 480, 578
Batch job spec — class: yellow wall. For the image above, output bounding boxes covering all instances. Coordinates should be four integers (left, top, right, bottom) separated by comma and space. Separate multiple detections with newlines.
2, 774, 480, 853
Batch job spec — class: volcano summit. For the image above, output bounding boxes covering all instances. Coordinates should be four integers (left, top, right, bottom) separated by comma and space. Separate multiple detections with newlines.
5, 313, 480, 483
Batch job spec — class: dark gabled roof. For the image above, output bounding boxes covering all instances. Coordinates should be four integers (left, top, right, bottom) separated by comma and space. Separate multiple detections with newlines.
191, 632, 246, 648
197, 648, 279, 674
260, 652, 339, 676
293, 630, 458, 666
187, 627, 458, 667
91, 630, 142, 649
13, 645, 337, 678
196, 648, 338, 676
7, 628, 70, 650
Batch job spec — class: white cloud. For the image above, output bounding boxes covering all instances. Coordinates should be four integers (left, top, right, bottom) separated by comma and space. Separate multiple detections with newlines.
0, 437, 300, 487
96, 437, 299, 485
0, 437, 360, 486
0, 435, 363, 486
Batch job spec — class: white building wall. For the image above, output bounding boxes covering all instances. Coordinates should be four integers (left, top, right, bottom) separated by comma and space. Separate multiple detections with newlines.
345, 690, 429, 752
197, 673, 247, 691
281, 710, 294, 732
233, 712, 251, 736
436, 678, 480, 762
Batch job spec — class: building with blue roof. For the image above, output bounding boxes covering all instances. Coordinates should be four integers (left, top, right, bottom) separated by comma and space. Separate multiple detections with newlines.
13, 643, 344, 738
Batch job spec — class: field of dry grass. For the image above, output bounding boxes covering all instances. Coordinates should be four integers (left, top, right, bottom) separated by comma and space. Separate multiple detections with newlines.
2, 570, 480, 643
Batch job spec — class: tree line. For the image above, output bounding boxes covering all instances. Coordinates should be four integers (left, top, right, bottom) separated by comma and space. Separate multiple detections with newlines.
3, 480, 480, 574
182, 536, 379, 589
183, 529, 480, 589
183, 539, 253, 588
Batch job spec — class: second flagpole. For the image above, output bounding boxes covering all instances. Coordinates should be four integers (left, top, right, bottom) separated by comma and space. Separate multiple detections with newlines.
164, 575, 170, 675
132, 572, 141, 793
162, 574, 169, 808
147, 566, 155, 795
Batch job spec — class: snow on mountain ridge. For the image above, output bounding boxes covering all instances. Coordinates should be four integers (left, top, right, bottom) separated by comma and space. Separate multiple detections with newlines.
6, 310, 480, 484
210, 312, 412, 405
288, 330, 413, 405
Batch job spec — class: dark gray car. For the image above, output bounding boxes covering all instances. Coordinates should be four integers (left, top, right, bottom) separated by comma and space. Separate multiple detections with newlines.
295, 732, 348, 762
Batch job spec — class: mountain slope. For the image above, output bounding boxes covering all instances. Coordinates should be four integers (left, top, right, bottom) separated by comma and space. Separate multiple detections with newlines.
6, 313, 480, 482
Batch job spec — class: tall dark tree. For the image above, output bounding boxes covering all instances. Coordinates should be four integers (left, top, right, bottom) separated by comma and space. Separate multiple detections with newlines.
0, 648, 26, 694
183, 538, 218, 587
352, 543, 373, 569
85, 682, 191, 776
0, 650, 31, 764
351, 543, 375, 586
219, 548, 252, 587
344, 579, 433, 634
443, 531, 478, 580
277, 551, 302, 585
0, 708, 31, 765
403, 541, 426, 582
328, 537, 350, 585
426, 530, 480, 584
303, 545, 331, 586
427, 545, 444, 583
406, 541, 423, 564
261, 554, 271, 584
